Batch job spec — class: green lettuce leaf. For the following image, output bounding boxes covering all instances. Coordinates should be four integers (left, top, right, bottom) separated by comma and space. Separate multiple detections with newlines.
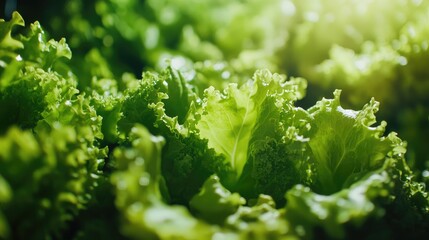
283, 90, 429, 239
0, 126, 106, 239
197, 69, 305, 180
189, 175, 246, 224
117, 67, 228, 205
111, 125, 215, 240
306, 90, 401, 194
118, 67, 196, 135
0, 11, 24, 54
286, 171, 392, 238
225, 195, 295, 239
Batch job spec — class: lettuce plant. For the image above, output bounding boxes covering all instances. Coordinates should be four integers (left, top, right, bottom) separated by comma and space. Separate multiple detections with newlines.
1, 7, 429, 240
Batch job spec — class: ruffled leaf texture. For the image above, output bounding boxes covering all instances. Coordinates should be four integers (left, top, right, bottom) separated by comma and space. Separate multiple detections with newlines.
0, 12, 106, 239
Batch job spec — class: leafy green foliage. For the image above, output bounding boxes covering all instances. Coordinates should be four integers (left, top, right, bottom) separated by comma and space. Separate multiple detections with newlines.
306, 91, 400, 194
286, 172, 393, 239
161, 131, 227, 205
1, 3, 429, 240
197, 70, 305, 180
0, 12, 106, 240
189, 175, 246, 224
111, 125, 215, 240
225, 195, 294, 239
18, 1, 429, 178
0, 126, 106, 239
285, 0, 429, 177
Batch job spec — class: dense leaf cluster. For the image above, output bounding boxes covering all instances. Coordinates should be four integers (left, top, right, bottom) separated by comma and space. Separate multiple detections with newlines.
1, 1, 429, 239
